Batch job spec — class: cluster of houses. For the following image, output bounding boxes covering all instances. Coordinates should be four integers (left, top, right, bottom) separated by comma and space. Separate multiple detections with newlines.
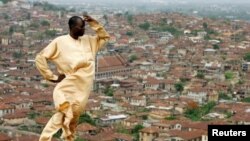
1, 0, 250, 141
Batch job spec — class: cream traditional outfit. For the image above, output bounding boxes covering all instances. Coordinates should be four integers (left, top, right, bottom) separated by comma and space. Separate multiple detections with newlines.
35, 20, 110, 141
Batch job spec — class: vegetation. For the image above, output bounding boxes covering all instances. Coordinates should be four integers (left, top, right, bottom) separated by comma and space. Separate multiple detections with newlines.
3, 13, 9, 20
243, 52, 250, 62
204, 35, 211, 40
219, 92, 232, 100
196, 72, 205, 79
225, 111, 233, 118
126, 31, 134, 36
129, 54, 138, 62
213, 44, 220, 49
203, 22, 208, 29
224, 71, 234, 80
206, 28, 218, 35
27, 111, 39, 119
104, 86, 114, 96
44, 30, 57, 38
165, 115, 176, 120
174, 82, 184, 93
191, 30, 203, 36
12, 52, 23, 59
40, 20, 50, 27
9, 26, 15, 34
79, 113, 96, 125
132, 124, 144, 141
139, 21, 150, 30
34, 1, 66, 11
142, 115, 148, 120
127, 15, 133, 24
201, 22, 218, 40
30, 23, 40, 29
185, 101, 216, 121
241, 97, 250, 103
18, 125, 29, 131
75, 138, 87, 141
238, 79, 245, 85
42, 83, 49, 88
115, 123, 129, 134
0, 0, 11, 4
152, 24, 182, 36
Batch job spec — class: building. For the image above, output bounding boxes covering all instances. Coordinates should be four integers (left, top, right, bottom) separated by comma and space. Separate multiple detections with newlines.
98, 114, 128, 126
95, 54, 132, 80
242, 62, 250, 72
0, 104, 15, 118
139, 127, 160, 141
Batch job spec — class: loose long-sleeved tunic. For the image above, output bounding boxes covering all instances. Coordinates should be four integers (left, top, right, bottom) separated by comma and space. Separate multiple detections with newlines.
35, 21, 110, 116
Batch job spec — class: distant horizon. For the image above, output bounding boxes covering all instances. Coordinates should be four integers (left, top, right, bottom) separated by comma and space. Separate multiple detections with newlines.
28, 0, 250, 5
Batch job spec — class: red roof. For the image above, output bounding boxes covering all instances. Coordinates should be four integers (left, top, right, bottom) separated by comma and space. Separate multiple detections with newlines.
0, 133, 11, 141
168, 130, 206, 140
98, 55, 128, 72
77, 123, 97, 132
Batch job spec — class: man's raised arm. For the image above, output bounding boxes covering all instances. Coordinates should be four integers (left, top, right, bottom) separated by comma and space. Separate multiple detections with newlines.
84, 15, 110, 53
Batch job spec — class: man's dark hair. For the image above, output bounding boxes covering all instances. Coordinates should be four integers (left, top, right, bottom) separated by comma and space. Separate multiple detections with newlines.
68, 16, 84, 29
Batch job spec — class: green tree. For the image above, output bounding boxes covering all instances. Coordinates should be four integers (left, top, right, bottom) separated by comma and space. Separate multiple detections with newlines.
165, 115, 176, 120
12, 52, 23, 59
40, 20, 50, 26
129, 54, 138, 62
225, 111, 233, 118
142, 115, 148, 120
242, 97, 250, 103
127, 15, 133, 24
126, 31, 134, 36
75, 137, 86, 141
243, 52, 250, 62
42, 83, 49, 88
203, 22, 208, 29
185, 108, 200, 121
238, 79, 244, 85
27, 111, 38, 119
225, 71, 234, 80
0, 0, 11, 4
196, 72, 204, 79
3, 13, 9, 20
204, 35, 211, 40
104, 86, 114, 96
9, 26, 15, 34
174, 82, 184, 93
30, 23, 40, 29
174, 82, 184, 101
219, 92, 232, 100
132, 124, 144, 141
185, 101, 216, 121
213, 44, 220, 49
79, 113, 96, 125
132, 124, 144, 134
139, 22, 150, 30
44, 30, 57, 38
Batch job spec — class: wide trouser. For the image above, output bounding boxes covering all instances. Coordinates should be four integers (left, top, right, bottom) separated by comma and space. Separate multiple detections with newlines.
39, 102, 82, 141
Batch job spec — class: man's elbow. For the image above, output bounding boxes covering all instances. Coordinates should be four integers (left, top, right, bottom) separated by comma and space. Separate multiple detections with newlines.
104, 34, 110, 42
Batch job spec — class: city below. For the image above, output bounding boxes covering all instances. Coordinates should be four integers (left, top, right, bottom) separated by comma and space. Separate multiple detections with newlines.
0, 0, 250, 141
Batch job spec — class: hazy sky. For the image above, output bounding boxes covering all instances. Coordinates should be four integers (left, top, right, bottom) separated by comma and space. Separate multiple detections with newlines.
32, 0, 250, 4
